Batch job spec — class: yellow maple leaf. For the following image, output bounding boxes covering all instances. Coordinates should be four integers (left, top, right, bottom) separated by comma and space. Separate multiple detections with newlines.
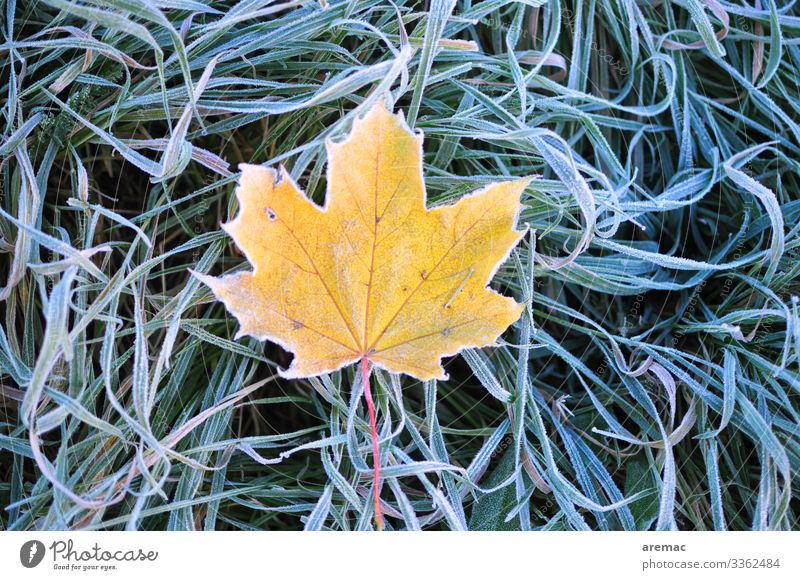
195, 100, 530, 381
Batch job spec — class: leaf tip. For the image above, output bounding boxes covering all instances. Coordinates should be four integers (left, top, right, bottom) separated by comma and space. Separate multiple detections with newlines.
189, 268, 213, 287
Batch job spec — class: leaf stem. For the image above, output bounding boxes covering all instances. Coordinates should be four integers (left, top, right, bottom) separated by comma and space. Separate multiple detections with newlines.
361, 356, 383, 530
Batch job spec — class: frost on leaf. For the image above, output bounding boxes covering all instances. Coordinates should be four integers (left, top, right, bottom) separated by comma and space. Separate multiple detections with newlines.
195, 101, 531, 380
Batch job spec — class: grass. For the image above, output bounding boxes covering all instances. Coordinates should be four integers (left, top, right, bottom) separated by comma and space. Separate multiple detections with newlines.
0, 0, 798, 531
